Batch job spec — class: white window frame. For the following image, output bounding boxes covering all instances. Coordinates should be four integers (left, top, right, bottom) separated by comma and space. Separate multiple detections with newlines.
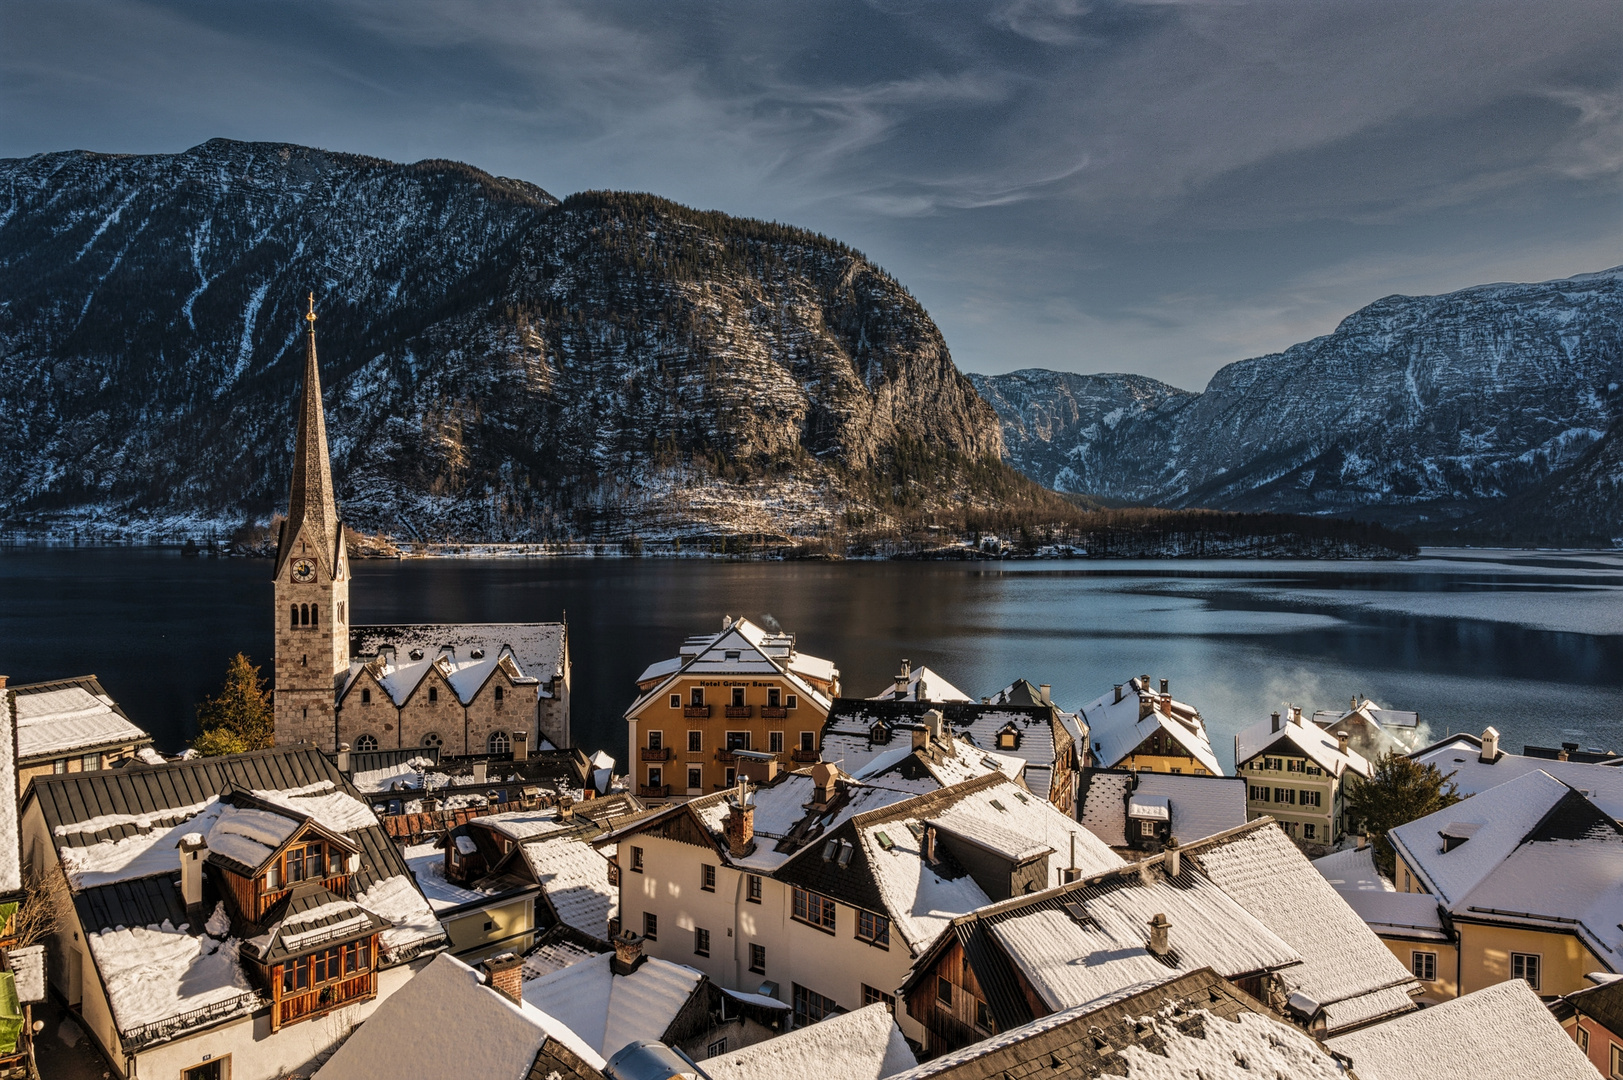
1512, 951, 1541, 991
1411, 950, 1437, 982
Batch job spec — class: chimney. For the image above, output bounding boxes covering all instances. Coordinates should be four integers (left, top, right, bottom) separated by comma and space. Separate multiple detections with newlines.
1147, 913, 1171, 957
513, 729, 529, 760
1479, 726, 1500, 764
1355, 833, 1368, 851
1159, 679, 1168, 696
1558, 749, 1570, 761
1336, 731, 1349, 755
1113, 684, 1123, 705
1063, 832, 1081, 883
472, 761, 489, 784
611, 930, 647, 976
335, 742, 351, 774
912, 724, 929, 751
924, 709, 944, 745
1164, 838, 1180, 878
922, 824, 937, 865
1039, 684, 1052, 706
1291, 705, 1303, 725
481, 952, 524, 1004
810, 761, 838, 807
178, 833, 208, 918
1271, 711, 1281, 733
724, 789, 756, 858
558, 794, 575, 819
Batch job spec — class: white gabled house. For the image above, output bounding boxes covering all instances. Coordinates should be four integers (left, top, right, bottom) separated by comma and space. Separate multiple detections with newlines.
1235, 705, 1372, 847
1077, 676, 1221, 776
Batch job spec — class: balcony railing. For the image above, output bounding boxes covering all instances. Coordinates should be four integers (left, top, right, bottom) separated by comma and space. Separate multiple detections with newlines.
684, 705, 711, 718
761, 706, 789, 720
640, 747, 671, 761
725, 705, 753, 719
637, 783, 671, 798
715, 750, 738, 764
275, 973, 375, 1031
121, 990, 266, 1052
791, 749, 819, 763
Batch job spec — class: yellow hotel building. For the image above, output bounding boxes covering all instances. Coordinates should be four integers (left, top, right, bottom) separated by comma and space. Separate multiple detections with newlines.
624, 618, 838, 801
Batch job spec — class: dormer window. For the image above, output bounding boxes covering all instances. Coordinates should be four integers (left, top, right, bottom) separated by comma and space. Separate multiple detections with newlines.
998, 727, 1019, 750
410, 649, 424, 661
725, 650, 740, 661
870, 722, 890, 744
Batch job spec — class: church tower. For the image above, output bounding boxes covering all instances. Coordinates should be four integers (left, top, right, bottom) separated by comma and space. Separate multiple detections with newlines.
273, 294, 350, 749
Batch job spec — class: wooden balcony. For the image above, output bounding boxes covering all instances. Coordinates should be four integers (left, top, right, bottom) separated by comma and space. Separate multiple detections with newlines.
761, 706, 789, 720
640, 747, 671, 761
684, 705, 711, 718
791, 749, 819, 763
638, 783, 671, 798
714, 750, 738, 764
725, 705, 753, 719
273, 972, 375, 1031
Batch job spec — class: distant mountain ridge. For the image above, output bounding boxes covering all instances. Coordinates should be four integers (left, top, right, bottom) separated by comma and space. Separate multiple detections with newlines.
972, 269, 1623, 540
0, 139, 1009, 543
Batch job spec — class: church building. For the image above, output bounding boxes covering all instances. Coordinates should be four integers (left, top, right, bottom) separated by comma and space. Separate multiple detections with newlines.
273, 297, 570, 756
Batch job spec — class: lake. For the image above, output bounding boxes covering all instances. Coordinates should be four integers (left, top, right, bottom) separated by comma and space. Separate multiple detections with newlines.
1, 547, 1619, 771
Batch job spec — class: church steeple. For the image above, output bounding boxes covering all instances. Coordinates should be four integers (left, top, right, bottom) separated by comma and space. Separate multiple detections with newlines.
276, 293, 341, 577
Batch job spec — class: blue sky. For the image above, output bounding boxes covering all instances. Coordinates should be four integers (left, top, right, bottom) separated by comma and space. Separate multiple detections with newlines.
3, 0, 1619, 389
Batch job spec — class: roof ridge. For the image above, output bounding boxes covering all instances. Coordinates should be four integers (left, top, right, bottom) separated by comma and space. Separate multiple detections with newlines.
848, 771, 1008, 828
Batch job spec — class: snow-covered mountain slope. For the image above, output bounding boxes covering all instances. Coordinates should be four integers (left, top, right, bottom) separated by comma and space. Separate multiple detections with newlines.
0, 141, 1005, 541
972, 269, 1623, 535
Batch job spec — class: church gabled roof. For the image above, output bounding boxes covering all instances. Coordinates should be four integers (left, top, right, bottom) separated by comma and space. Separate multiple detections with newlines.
275, 294, 343, 579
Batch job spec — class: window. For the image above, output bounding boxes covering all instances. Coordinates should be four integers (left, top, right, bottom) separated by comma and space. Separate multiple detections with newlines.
630, 846, 644, 873
768, 688, 781, 707
1287, 759, 1301, 773
998, 729, 1017, 749
494, 685, 504, 704
725, 651, 740, 661
355, 733, 377, 751
1306, 765, 1322, 776
1249, 785, 1269, 802
1139, 820, 1157, 838
726, 731, 750, 751
643, 912, 658, 941
793, 887, 837, 931
337, 601, 344, 624
1300, 789, 1322, 808
488, 731, 510, 755
695, 927, 710, 956
263, 864, 281, 891
1575, 1025, 1587, 1054
862, 985, 896, 1011
282, 958, 310, 993
647, 767, 662, 788
1512, 952, 1541, 991
1412, 951, 1437, 982
725, 767, 736, 786
422, 732, 442, 749
671, 694, 682, 709
1273, 788, 1296, 804
291, 604, 300, 629
82, 753, 100, 772
786, 695, 797, 710
976, 1000, 994, 1031
856, 910, 889, 948
53, 760, 67, 775
182, 1057, 227, 1080
702, 864, 716, 892
793, 983, 838, 1027
746, 874, 762, 902
691, 687, 705, 706
360, 688, 372, 705
1304, 822, 1317, 840
799, 731, 815, 752
1611, 1042, 1622, 1079
688, 730, 702, 753
648, 730, 663, 750
310, 605, 318, 629
936, 976, 954, 1007
706, 1038, 728, 1058
732, 687, 745, 707
749, 943, 766, 973
312, 946, 342, 984
1403, 869, 1412, 891
427, 685, 438, 703
688, 767, 703, 790
769, 731, 784, 754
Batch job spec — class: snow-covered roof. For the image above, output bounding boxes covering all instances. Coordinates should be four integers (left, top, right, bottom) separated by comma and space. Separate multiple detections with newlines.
1338, 890, 1449, 941
1311, 844, 1391, 894
888, 969, 1351, 1080
1075, 769, 1246, 849
1388, 769, 1572, 906
521, 952, 704, 1059
346, 622, 565, 706
403, 843, 523, 913
0, 683, 18, 894
1235, 711, 1371, 778
1327, 978, 1595, 1080
702, 1002, 915, 1080
627, 617, 836, 717
519, 830, 618, 940
316, 952, 606, 1080
87, 902, 259, 1035
1077, 772, 1134, 847
9, 943, 43, 1006
11, 676, 151, 761
1191, 820, 1419, 1032
1415, 736, 1623, 818
867, 664, 972, 703
523, 932, 605, 980
1077, 677, 1222, 776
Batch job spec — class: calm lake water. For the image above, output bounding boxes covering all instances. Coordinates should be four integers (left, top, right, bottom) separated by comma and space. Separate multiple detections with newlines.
1, 547, 1619, 770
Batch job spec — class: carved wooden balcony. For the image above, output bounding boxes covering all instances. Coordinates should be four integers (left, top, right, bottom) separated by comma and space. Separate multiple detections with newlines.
761, 706, 789, 720
725, 705, 753, 719
640, 747, 671, 761
684, 705, 711, 719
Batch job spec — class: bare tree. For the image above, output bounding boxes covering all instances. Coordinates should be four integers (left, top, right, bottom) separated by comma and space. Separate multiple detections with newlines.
10, 862, 71, 947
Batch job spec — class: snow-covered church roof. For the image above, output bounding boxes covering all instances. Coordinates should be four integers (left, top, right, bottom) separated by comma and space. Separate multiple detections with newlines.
347, 622, 566, 706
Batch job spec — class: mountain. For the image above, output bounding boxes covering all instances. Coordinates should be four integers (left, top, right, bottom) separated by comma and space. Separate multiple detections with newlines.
971, 269, 1623, 537
0, 140, 1009, 543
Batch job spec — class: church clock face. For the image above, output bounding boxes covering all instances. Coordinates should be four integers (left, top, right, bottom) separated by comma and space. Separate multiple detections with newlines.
291, 559, 317, 584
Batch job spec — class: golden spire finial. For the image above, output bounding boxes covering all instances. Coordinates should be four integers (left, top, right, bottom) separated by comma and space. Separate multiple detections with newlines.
306, 292, 317, 327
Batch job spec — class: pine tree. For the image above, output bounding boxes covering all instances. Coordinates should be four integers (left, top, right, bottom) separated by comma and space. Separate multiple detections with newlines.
192, 653, 275, 756
1344, 751, 1463, 877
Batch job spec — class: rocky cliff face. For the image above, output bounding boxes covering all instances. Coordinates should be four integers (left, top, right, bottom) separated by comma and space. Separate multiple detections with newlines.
0, 141, 1003, 541
972, 269, 1623, 536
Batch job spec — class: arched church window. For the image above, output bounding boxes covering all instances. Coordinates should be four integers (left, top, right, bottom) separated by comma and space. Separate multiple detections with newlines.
310, 605, 318, 629
300, 604, 310, 626
494, 686, 504, 705
291, 605, 299, 629
338, 602, 345, 624
355, 734, 378, 751
488, 731, 511, 756
422, 732, 443, 749
428, 686, 438, 703
360, 688, 372, 705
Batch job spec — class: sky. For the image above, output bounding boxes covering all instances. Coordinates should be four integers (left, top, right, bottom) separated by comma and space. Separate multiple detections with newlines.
3, 0, 1620, 390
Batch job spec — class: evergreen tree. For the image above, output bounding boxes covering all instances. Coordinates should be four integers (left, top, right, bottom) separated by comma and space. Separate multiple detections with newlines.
1344, 751, 1462, 877
192, 653, 275, 757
